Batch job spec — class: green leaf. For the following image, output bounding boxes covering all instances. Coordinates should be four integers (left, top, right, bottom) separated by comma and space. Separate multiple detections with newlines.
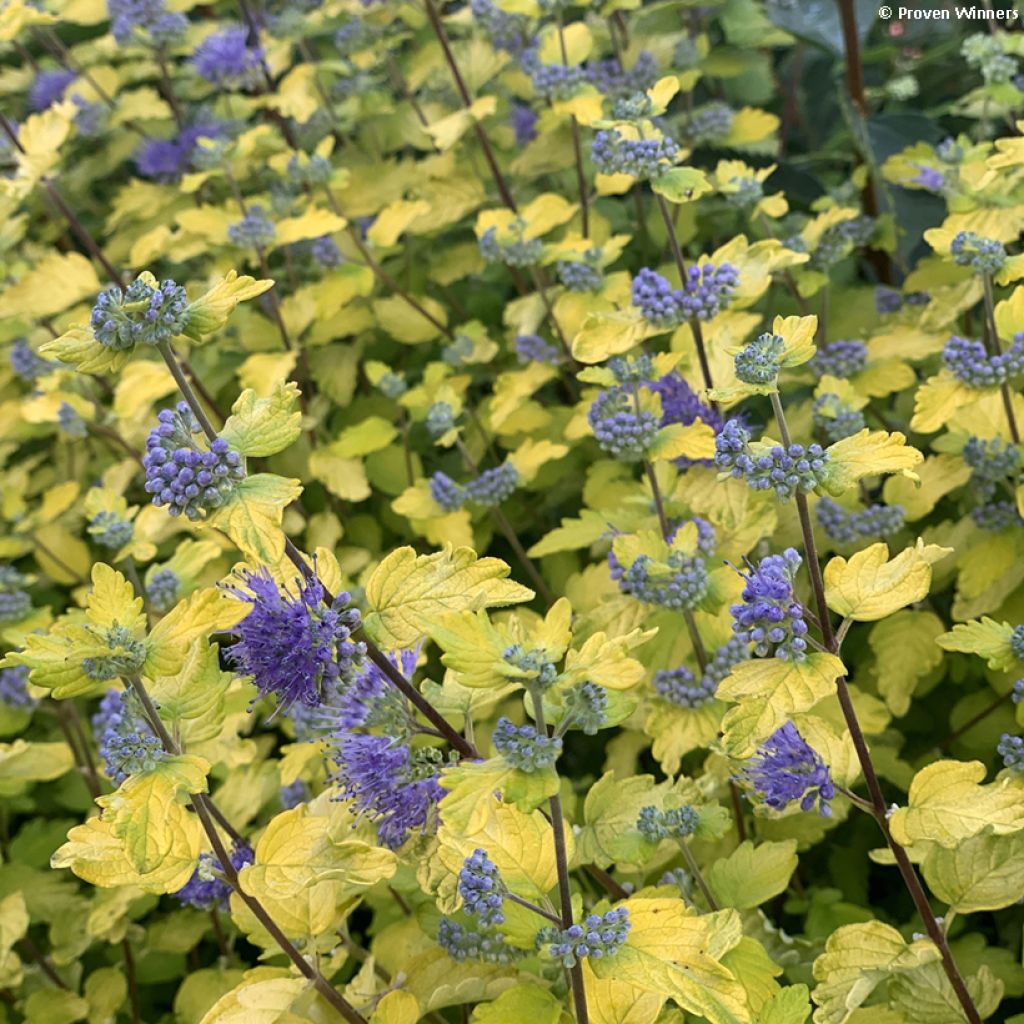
921, 830, 1024, 913
868, 611, 945, 717
331, 416, 399, 458
936, 618, 1019, 671
470, 984, 563, 1024
707, 840, 798, 910
888, 962, 1004, 1024
219, 382, 303, 458
205, 474, 303, 564
650, 167, 714, 203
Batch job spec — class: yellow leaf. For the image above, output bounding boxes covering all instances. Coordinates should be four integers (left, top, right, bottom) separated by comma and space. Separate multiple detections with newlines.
707, 841, 798, 911
185, 271, 275, 342
0, 251, 100, 320
204, 475, 304, 565
882, 454, 972, 522
273, 209, 347, 248
373, 294, 448, 344
308, 450, 371, 502
469, 983, 563, 1024
331, 417, 399, 458
823, 540, 951, 622
363, 546, 534, 648
506, 438, 569, 483
220, 382, 303, 458
237, 352, 299, 397
647, 421, 717, 462
265, 64, 319, 122
112, 359, 177, 422
371, 989, 421, 1024
198, 971, 308, 1024
889, 761, 1024, 849
823, 430, 923, 494
0, 740, 74, 797
922, 830, 1024, 913
717, 653, 843, 721
936, 617, 1020, 671
368, 200, 432, 248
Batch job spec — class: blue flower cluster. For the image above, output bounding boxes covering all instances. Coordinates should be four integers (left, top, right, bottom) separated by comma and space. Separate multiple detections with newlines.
229, 205, 276, 250
479, 221, 543, 267
438, 919, 522, 965
950, 230, 1006, 275
631, 263, 739, 327
591, 131, 678, 180
874, 287, 929, 314
331, 648, 416, 734
458, 849, 505, 927
556, 251, 604, 293
962, 436, 1021, 500
812, 394, 865, 442
145, 567, 179, 612
686, 102, 734, 143
735, 332, 786, 385
91, 688, 166, 785
193, 26, 264, 88
174, 843, 254, 910
109, 0, 187, 47
465, 462, 520, 507
809, 217, 874, 270
58, 402, 87, 438
425, 401, 456, 440
515, 333, 562, 365
332, 733, 445, 849
997, 733, 1024, 773
81, 625, 147, 682
743, 721, 835, 816
636, 804, 699, 841
715, 420, 830, 501
429, 471, 465, 513
143, 403, 245, 520
280, 779, 308, 809
135, 124, 222, 182
91, 277, 190, 350
588, 385, 660, 462
524, 58, 586, 101
587, 51, 658, 98
1012, 625, 1024, 660
470, 0, 531, 55
538, 908, 631, 968
943, 335, 1024, 389
971, 501, 1024, 531
816, 497, 905, 544
309, 235, 343, 269
609, 548, 710, 611
510, 103, 538, 146
731, 549, 809, 660
88, 511, 133, 550
561, 681, 608, 734
9, 339, 54, 382
492, 717, 562, 772
503, 644, 559, 689
287, 153, 332, 187
0, 666, 37, 711
28, 69, 76, 112
1013, 679, 1024, 703
226, 567, 364, 712
653, 636, 749, 708
0, 567, 31, 624
649, 371, 725, 466
810, 339, 868, 379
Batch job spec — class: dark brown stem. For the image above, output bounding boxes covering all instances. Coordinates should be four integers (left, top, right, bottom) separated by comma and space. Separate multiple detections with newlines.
936, 689, 1015, 751
122, 939, 141, 1024
158, 342, 219, 442
531, 691, 589, 1024
556, 16, 588, 237
678, 840, 718, 911
982, 275, 1020, 444
210, 908, 230, 959
155, 49, 185, 130
17, 937, 67, 990
769, 391, 981, 1024
585, 864, 628, 900
422, 0, 517, 212
728, 781, 748, 842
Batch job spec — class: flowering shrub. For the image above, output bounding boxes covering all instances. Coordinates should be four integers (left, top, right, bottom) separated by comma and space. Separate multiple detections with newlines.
3, 3, 1024, 1024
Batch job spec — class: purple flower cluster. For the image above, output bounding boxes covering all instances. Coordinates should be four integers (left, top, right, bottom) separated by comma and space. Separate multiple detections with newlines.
971, 501, 1024, 531
649, 371, 724, 465
459, 849, 504, 927
430, 472, 465, 513
135, 124, 222, 181
229, 205, 275, 250
950, 230, 1006, 275
438, 919, 522, 964
193, 27, 264, 88
479, 223, 543, 267
0, 666, 37, 711
109, 0, 187, 46
538, 908, 631, 968
464, 462, 520, 507
174, 843, 254, 910
810, 339, 868, 379
81, 625, 147, 682
88, 511, 133, 550
58, 402, 88, 438
470, 0, 531, 56
812, 394, 865, 442
591, 131, 678, 180
609, 534, 710, 611
331, 647, 416, 734
310, 235, 342, 269
816, 497, 905, 544
492, 717, 562, 772
515, 333, 562, 365
9, 339, 54, 382
525, 59, 586, 101
943, 335, 1024, 389
510, 103, 538, 146
686, 102, 734, 143
562, 681, 608, 734
636, 804, 699, 841
91, 688, 165, 786
962, 436, 1021, 499
874, 287, 929, 314
588, 386, 660, 462
0, 567, 30, 624
226, 567, 364, 712
587, 51, 658, 98
91, 277, 190, 350
743, 722, 835, 816
731, 549, 809, 660
735, 332, 786, 385
653, 636, 749, 708
331, 733, 444, 848
143, 403, 245, 520
28, 70, 76, 112
145, 567, 179, 612
631, 263, 738, 327
556, 254, 604, 293
998, 733, 1024, 773
715, 420, 830, 500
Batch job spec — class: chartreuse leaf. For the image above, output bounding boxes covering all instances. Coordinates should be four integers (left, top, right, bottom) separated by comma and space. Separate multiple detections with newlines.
810, 922, 941, 1024
0, 892, 28, 988
707, 840, 798, 910
239, 805, 397, 901
581, 959, 666, 1024
219, 382, 302, 458
197, 968, 307, 1024
0, 740, 74, 797
145, 586, 248, 679
717, 654, 843, 721
470, 983, 563, 1024
820, 430, 923, 495
571, 308, 656, 362
888, 962, 1003, 1024
147, 641, 231, 736
587, 898, 750, 1024
439, 757, 559, 823
650, 166, 714, 203
182, 271, 274, 342
331, 416, 399, 458
648, 421, 717, 462
921, 830, 1024, 913
936, 618, 1020, 670
204, 474, 303, 565
721, 937, 784, 1016
758, 985, 812, 1024
427, 610, 514, 689
869, 611, 945, 717
363, 545, 534, 647
889, 761, 1024, 849
370, 990, 421, 1024
823, 541, 952, 622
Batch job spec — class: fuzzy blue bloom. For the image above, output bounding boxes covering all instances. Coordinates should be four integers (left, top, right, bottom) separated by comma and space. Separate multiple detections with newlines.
280, 779, 308, 809
912, 164, 945, 191
1012, 625, 1024, 661
333, 648, 418, 733
950, 230, 1006, 275
515, 333, 562, 365
556, 254, 603, 293
998, 733, 1024, 773
538, 908, 631, 967
510, 103, 538, 146
28, 70, 76, 112
1013, 679, 1024, 704
810, 339, 868, 379
503, 644, 559, 689
174, 843, 254, 910
145, 567, 179, 612
430, 471, 465, 512
686, 102, 734, 143
816, 498, 905, 544
459, 849, 504, 927
962, 436, 1020, 500
438, 918, 523, 964
492, 717, 562, 772
631, 263, 738, 327
92, 688, 166, 785
478, 221, 542, 267
875, 286, 904, 314
471, 0, 531, 55
735, 332, 785, 385
812, 394, 865, 442
943, 335, 1024, 389
525, 57, 585, 101
228, 205, 275, 250
464, 462, 519, 507
8, 339, 54, 382
143, 403, 245, 521
744, 722, 835, 816
226, 567, 364, 712
591, 131, 678, 180
971, 501, 1024, 531
587, 51, 658, 98
91, 277, 190, 350
653, 665, 714, 707
731, 549, 808, 661
58, 402, 88, 438
332, 733, 444, 849
636, 805, 699, 841
135, 124, 222, 181
425, 401, 456, 440
193, 26, 264, 88
310, 235, 342, 268
715, 420, 829, 501
108, 0, 186, 46
810, 217, 874, 270
561, 681, 608, 734
610, 546, 709, 612
88, 511, 133, 550
0, 567, 30, 625
0, 666, 37, 711
81, 625, 147, 681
